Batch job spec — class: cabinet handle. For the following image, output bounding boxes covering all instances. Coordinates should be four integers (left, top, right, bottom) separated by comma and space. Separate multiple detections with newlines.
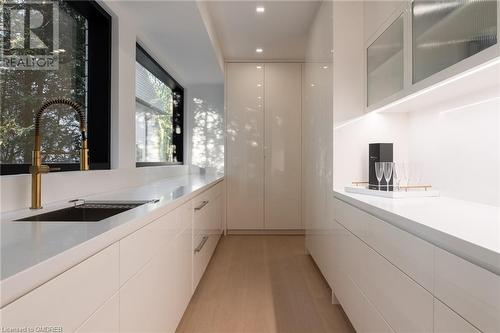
194, 200, 209, 211
194, 236, 209, 253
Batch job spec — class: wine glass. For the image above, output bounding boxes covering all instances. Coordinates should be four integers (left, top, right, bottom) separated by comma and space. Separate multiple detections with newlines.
393, 162, 400, 191
393, 162, 405, 191
374, 162, 384, 191
383, 162, 393, 192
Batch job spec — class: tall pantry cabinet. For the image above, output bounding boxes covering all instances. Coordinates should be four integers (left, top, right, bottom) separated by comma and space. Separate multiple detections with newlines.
226, 62, 302, 230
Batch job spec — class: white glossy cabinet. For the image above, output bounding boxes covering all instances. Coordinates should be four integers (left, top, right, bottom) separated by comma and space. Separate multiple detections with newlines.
120, 241, 177, 332
333, 217, 433, 332
334, 198, 434, 291
193, 182, 223, 290
434, 299, 480, 333
264, 63, 302, 229
311, 198, 500, 333
434, 247, 500, 333
76, 293, 120, 333
0, 243, 119, 332
226, 63, 265, 229
226, 62, 302, 230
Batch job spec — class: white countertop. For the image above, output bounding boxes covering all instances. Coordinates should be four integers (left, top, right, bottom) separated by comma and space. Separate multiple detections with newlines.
334, 190, 500, 276
0, 173, 223, 307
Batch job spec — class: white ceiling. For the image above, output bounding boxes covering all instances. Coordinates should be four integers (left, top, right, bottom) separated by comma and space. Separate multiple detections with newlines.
206, 1, 321, 61
117, 1, 224, 85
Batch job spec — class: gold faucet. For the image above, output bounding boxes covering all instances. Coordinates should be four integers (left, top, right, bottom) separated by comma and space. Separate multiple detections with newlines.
30, 98, 89, 209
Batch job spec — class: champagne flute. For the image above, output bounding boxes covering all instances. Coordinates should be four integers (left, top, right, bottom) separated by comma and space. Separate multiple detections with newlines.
393, 162, 400, 191
375, 162, 384, 191
383, 162, 393, 192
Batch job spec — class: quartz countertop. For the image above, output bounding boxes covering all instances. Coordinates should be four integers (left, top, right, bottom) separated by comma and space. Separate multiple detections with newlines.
0, 173, 223, 307
334, 189, 500, 276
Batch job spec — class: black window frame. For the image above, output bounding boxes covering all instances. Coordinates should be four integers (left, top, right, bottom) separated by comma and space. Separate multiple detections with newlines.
0, 0, 112, 176
135, 43, 184, 167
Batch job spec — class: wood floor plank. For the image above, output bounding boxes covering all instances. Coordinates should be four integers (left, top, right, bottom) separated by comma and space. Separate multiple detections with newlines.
176, 235, 355, 333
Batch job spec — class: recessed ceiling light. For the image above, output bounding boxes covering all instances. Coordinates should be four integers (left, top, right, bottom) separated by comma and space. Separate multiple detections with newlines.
257, 84, 262, 87
256, 65, 262, 69
256, 6, 265, 13
256, 48, 263, 53
322, 66, 328, 69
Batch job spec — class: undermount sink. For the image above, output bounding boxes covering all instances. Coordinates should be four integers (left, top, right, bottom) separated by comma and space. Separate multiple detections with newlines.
16, 201, 156, 222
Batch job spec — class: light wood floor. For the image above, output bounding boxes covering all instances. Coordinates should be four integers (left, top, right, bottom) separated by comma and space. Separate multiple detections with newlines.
176, 235, 355, 333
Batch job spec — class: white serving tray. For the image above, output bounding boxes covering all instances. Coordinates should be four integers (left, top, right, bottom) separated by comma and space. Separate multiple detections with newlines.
345, 186, 440, 198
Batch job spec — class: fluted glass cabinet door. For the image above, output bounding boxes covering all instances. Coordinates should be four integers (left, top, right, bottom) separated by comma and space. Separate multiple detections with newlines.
412, 0, 497, 83
367, 14, 404, 106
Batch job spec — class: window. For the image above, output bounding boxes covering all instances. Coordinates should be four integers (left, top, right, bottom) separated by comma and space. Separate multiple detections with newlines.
0, 0, 111, 175
135, 44, 183, 166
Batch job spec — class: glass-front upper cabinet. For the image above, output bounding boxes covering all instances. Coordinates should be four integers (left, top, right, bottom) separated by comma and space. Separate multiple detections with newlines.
412, 0, 498, 83
367, 14, 405, 106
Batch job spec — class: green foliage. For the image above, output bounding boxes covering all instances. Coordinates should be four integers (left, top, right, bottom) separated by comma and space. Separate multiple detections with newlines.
0, 1, 87, 164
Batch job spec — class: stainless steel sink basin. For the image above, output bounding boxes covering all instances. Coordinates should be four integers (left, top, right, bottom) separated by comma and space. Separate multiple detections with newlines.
16, 200, 156, 222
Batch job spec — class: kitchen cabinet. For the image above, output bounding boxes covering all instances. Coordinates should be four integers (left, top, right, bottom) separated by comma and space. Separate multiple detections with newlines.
193, 183, 223, 290
0, 180, 223, 333
367, 11, 405, 106
120, 241, 177, 332
264, 63, 302, 229
434, 247, 500, 333
0, 243, 119, 333
226, 63, 302, 230
412, 0, 498, 83
226, 63, 265, 229
434, 299, 480, 333
75, 293, 120, 333
310, 197, 500, 333
365, 0, 499, 110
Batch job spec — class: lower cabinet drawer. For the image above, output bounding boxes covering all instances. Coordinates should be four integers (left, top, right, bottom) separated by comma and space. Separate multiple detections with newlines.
339, 221, 434, 332
75, 293, 119, 333
0, 244, 119, 332
334, 199, 434, 291
434, 299, 480, 333
193, 233, 219, 290
435, 247, 500, 333
333, 270, 394, 333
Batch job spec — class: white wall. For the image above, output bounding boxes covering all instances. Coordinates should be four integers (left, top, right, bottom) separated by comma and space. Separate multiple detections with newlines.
185, 84, 225, 174
408, 100, 500, 206
334, 112, 409, 189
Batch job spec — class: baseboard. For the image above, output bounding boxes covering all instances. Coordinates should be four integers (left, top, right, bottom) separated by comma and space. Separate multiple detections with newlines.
227, 229, 305, 235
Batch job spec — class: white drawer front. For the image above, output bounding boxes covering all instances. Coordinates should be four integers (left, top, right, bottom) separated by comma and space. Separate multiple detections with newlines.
334, 269, 394, 333
435, 247, 500, 333
75, 293, 119, 333
120, 209, 178, 285
434, 299, 480, 333
0, 244, 119, 332
344, 223, 434, 332
334, 199, 434, 291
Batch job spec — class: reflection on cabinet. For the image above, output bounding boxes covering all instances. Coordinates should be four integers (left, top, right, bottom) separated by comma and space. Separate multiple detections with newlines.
226, 62, 302, 230
226, 63, 265, 229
